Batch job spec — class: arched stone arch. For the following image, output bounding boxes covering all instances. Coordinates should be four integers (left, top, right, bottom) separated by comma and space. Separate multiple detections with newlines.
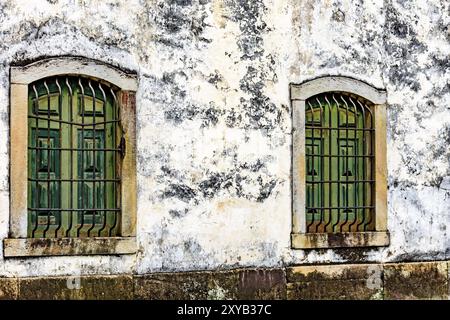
11, 56, 137, 91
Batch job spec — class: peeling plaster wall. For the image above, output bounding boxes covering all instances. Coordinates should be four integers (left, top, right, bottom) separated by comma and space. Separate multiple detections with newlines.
0, 0, 448, 277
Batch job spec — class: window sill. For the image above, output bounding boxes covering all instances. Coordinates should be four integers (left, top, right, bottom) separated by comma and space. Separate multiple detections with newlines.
291, 231, 390, 249
3, 237, 137, 258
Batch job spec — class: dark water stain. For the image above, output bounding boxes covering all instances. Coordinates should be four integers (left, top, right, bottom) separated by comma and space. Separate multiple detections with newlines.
383, 2, 428, 92
223, 0, 282, 133
256, 178, 277, 202
163, 183, 197, 202
160, 157, 278, 204
199, 172, 234, 198
164, 103, 223, 127
169, 208, 189, 218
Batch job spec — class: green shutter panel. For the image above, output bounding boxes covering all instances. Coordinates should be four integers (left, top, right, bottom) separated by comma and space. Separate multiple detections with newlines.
29, 129, 61, 230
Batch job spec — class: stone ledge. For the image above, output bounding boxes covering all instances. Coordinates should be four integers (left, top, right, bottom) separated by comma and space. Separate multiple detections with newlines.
3, 237, 137, 257
291, 231, 390, 249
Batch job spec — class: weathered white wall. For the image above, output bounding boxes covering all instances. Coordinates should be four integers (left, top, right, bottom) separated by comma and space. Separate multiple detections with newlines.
0, 0, 448, 277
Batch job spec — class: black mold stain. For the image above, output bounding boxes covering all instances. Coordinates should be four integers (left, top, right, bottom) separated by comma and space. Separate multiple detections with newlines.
432, 126, 450, 160
169, 208, 189, 218
145, 0, 211, 48
229, 0, 268, 61
384, 1, 428, 92
160, 158, 278, 204
241, 159, 265, 172
389, 20, 409, 39
207, 71, 224, 87
431, 54, 450, 72
387, 65, 421, 92
199, 173, 234, 198
225, 0, 282, 133
170, 0, 193, 6
183, 239, 203, 254
164, 103, 223, 127
256, 177, 277, 202
389, 251, 447, 263
163, 183, 197, 202
331, 9, 345, 23
161, 165, 181, 179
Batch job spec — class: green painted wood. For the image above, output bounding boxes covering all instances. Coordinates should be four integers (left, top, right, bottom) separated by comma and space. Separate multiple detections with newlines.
28, 77, 119, 238
305, 95, 373, 233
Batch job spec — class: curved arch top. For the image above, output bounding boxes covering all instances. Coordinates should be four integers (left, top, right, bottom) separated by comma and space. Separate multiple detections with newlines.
11, 56, 138, 91
290, 76, 386, 104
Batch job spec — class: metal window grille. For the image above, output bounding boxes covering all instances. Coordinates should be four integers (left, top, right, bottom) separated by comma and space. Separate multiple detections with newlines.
27, 76, 123, 238
305, 92, 375, 233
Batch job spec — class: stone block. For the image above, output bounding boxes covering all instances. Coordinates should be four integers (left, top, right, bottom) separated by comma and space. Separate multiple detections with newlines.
18, 275, 133, 300
383, 261, 448, 300
237, 268, 286, 299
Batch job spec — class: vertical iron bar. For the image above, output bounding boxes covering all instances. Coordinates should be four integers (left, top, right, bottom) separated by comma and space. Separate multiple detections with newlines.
98, 83, 108, 236
43, 81, 51, 238
364, 102, 375, 230
332, 95, 340, 232
109, 88, 118, 236
348, 97, 359, 231
87, 80, 96, 236
54, 78, 62, 237
306, 101, 315, 232
316, 97, 324, 232
77, 78, 85, 237
358, 100, 366, 231
32, 85, 40, 238
340, 96, 350, 232
65, 77, 74, 237
324, 95, 333, 232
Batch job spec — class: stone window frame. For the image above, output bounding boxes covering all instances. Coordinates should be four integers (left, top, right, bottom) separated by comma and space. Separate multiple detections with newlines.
290, 76, 390, 249
4, 57, 138, 257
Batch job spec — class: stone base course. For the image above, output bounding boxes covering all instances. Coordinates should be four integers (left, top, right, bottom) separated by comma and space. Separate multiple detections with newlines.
0, 261, 448, 300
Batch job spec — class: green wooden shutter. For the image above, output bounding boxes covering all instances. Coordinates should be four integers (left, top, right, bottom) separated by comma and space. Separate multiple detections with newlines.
305, 94, 374, 233
27, 77, 121, 238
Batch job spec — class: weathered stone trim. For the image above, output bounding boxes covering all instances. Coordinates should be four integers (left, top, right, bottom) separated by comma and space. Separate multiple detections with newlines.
7, 57, 138, 256
374, 103, 388, 231
291, 231, 390, 249
10, 56, 138, 90
290, 76, 389, 249
290, 76, 386, 104
9, 83, 28, 238
0, 261, 448, 300
119, 91, 137, 237
3, 237, 137, 257
291, 99, 306, 234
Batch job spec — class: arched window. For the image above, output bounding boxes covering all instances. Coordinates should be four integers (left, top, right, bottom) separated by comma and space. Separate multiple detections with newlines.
291, 76, 389, 249
5, 57, 138, 257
